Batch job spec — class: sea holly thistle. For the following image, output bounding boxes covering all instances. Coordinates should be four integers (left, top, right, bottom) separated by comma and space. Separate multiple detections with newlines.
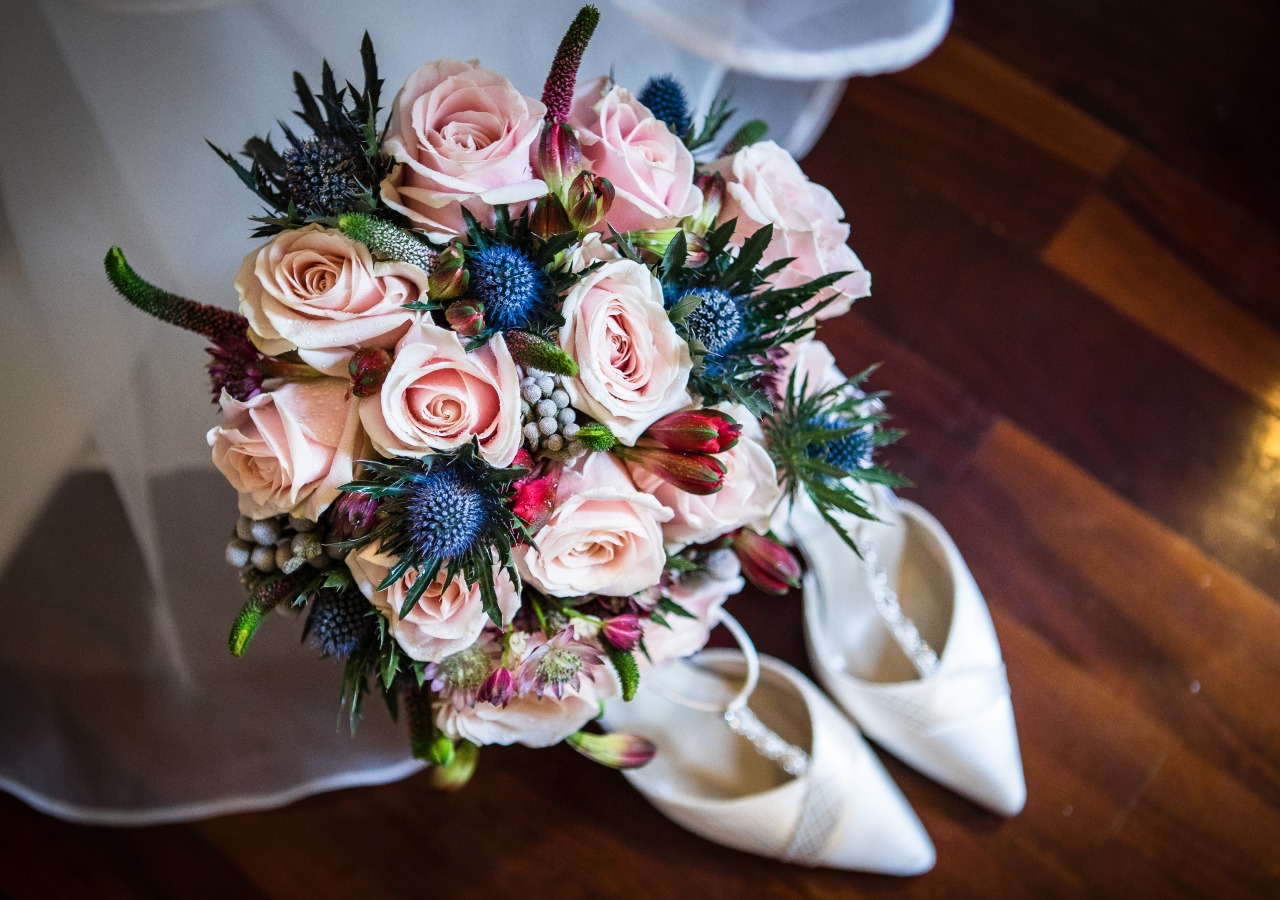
209, 33, 392, 237
764, 368, 909, 555
334, 442, 530, 626
653, 220, 847, 414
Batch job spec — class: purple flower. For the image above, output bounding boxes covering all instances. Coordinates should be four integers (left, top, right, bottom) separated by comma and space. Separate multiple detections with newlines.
516, 630, 604, 700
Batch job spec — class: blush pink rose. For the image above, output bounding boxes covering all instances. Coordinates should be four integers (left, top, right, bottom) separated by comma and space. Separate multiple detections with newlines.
628, 411, 782, 550
710, 140, 870, 320
436, 667, 614, 747
515, 452, 673, 598
360, 321, 522, 467
559, 258, 692, 445
346, 545, 519, 663
642, 558, 745, 668
235, 224, 424, 376
569, 76, 702, 233
380, 59, 547, 240
208, 378, 361, 520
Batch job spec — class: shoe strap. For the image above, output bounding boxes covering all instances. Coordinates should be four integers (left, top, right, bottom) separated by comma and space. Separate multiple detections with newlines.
647, 611, 812, 777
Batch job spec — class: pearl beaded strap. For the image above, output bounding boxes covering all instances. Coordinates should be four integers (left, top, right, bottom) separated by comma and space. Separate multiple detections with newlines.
855, 518, 941, 679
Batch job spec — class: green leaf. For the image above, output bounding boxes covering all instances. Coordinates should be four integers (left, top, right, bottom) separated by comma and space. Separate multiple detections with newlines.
667, 291, 703, 324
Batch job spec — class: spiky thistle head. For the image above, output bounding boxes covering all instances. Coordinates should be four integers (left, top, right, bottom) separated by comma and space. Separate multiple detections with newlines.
304, 588, 377, 658
281, 135, 366, 217
467, 244, 546, 330
638, 75, 691, 136
542, 5, 601, 122
404, 467, 497, 560
806, 414, 875, 472
681, 288, 743, 355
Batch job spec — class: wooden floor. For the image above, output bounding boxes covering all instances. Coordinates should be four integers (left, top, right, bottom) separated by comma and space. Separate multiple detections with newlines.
4, 2, 1279, 897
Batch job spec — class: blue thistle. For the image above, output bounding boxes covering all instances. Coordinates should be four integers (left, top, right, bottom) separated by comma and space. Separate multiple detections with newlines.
807, 414, 875, 473
305, 589, 376, 658
682, 288, 743, 355
404, 467, 495, 560
638, 75, 691, 136
282, 136, 366, 217
467, 245, 545, 330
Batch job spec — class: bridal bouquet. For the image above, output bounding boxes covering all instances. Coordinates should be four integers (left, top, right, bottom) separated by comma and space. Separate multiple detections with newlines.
105, 6, 901, 787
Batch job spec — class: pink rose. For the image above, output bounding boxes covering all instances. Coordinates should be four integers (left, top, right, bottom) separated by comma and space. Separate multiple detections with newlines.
346, 545, 519, 663
628, 411, 782, 549
569, 76, 701, 233
516, 452, 673, 598
711, 140, 870, 320
208, 378, 361, 520
380, 59, 547, 240
559, 258, 692, 445
235, 224, 424, 376
360, 321, 522, 467
642, 557, 745, 667
436, 669, 612, 748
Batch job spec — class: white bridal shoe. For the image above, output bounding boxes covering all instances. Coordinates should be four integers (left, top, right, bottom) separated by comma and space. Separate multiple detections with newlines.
791, 487, 1026, 816
602, 614, 935, 874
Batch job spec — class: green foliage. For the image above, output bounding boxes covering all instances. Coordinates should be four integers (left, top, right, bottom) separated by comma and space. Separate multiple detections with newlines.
721, 118, 769, 156
683, 91, 736, 155
605, 644, 640, 702
763, 368, 910, 555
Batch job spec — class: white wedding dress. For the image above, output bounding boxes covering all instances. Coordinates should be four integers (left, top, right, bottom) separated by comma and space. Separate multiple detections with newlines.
0, 0, 950, 823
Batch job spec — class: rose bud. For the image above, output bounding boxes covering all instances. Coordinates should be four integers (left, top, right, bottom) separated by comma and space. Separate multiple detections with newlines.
529, 193, 574, 239
445, 299, 485, 337
732, 528, 802, 596
566, 730, 657, 769
566, 171, 615, 230
537, 122, 583, 196
512, 471, 559, 533
477, 666, 515, 707
601, 613, 642, 651
328, 491, 381, 543
614, 445, 725, 495
427, 244, 469, 301
645, 409, 742, 454
348, 347, 392, 398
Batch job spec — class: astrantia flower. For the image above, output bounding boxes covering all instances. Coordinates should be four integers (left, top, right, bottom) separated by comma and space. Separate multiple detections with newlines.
404, 467, 495, 560
466, 244, 546, 331
281, 135, 366, 217
205, 329, 264, 403
426, 639, 500, 709
680, 288, 743, 356
517, 630, 604, 700
304, 588, 376, 658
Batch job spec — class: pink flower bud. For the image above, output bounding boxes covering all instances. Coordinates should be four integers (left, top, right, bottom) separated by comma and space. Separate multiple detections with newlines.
537, 122, 583, 196
692, 172, 726, 229
477, 666, 514, 707
328, 491, 381, 543
512, 471, 559, 533
511, 448, 536, 473
428, 244, 469, 301
567, 730, 657, 769
566, 171, 615, 231
445, 299, 485, 337
347, 347, 393, 398
615, 445, 726, 495
732, 528, 802, 596
601, 613, 642, 651
645, 409, 742, 454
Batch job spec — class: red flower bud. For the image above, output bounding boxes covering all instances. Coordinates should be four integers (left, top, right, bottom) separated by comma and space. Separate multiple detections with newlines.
512, 471, 559, 533
445, 299, 485, 337
645, 409, 742, 454
732, 528, 801, 595
601, 613, 642, 651
537, 122, 583, 196
529, 193, 575, 239
329, 491, 381, 543
478, 666, 514, 707
348, 347, 392, 398
566, 171, 615, 230
512, 448, 535, 473
615, 445, 726, 495
427, 244, 469, 301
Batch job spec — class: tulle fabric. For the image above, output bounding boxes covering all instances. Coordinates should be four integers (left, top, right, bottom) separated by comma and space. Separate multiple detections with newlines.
0, 0, 949, 823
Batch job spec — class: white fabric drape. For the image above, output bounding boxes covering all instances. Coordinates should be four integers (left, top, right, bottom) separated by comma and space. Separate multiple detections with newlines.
0, 0, 949, 823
